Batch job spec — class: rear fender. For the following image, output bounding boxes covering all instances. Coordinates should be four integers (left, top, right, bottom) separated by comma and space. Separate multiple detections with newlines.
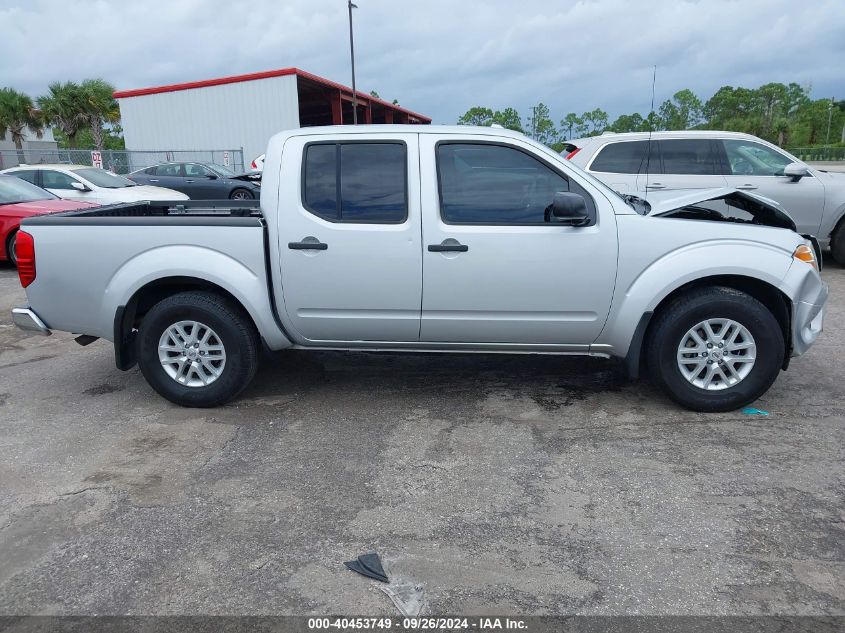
101, 245, 290, 350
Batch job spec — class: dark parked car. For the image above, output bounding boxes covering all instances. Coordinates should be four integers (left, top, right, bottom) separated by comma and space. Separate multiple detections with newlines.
127, 162, 260, 200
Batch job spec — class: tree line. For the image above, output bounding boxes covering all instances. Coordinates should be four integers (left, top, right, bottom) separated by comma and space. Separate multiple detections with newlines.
0, 80, 122, 159
458, 83, 845, 152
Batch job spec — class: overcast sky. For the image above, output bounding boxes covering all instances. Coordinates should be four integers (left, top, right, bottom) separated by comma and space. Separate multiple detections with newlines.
1, 0, 842, 125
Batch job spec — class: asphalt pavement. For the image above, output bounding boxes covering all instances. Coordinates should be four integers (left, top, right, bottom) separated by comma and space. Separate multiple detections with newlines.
0, 261, 842, 616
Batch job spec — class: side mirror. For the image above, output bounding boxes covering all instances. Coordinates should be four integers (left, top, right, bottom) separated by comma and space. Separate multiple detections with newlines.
70, 181, 90, 192
206, 174, 218, 180
783, 162, 810, 181
549, 191, 594, 226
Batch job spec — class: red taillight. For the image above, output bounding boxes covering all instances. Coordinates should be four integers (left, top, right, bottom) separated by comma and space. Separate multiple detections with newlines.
251, 160, 257, 168
565, 147, 581, 160
16, 230, 36, 288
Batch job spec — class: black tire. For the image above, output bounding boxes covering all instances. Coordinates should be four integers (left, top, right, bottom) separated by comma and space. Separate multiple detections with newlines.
645, 286, 784, 412
6, 230, 17, 267
136, 291, 259, 407
830, 219, 845, 266
229, 188, 254, 200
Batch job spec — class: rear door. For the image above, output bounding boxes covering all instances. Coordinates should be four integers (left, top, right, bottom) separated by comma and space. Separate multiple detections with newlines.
149, 163, 186, 193
717, 139, 826, 236
277, 133, 423, 342
636, 139, 727, 197
418, 135, 618, 347
586, 139, 654, 193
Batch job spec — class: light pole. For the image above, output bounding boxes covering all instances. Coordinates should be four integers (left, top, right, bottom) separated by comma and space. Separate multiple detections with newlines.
826, 97, 834, 146
348, 1, 358, 125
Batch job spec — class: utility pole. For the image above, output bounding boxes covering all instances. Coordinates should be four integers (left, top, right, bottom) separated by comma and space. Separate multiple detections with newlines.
348, 1, 358, 125
826, 97, 834, 145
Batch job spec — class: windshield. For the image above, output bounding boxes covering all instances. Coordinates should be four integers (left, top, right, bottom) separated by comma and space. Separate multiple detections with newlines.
0, 175, 57, 204
210, 164, 236, 177
71, 168, 137, 188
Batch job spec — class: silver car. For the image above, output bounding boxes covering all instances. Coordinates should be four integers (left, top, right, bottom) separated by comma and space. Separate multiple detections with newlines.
565, 131, 845, 263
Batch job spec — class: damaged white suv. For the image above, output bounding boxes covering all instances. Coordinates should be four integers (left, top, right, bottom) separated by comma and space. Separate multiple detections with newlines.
565, 131, 845, 264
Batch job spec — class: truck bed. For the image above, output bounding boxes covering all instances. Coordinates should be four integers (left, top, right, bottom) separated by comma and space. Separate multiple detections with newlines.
25, 199, 262, 221
19, 200, 279, 348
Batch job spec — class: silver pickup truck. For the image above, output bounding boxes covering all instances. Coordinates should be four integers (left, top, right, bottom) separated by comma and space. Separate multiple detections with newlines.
11, 125, 828, 411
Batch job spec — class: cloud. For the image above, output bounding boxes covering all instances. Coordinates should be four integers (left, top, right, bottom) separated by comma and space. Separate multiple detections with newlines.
1, 0, 842, 126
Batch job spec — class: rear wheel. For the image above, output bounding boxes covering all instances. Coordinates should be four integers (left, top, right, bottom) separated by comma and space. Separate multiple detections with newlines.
136, 291, 259, 407
229, 188, 254, 200
6, 230, 17, 267
646, 286, 784, 412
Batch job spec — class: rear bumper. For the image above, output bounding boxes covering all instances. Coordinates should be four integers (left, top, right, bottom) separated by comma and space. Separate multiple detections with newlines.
11, 306, 52, 336
791, 280, 828, 357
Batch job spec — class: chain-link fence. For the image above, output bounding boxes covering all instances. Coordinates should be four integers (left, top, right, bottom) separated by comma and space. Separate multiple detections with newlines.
787, 146, 845, 162
0, 148, 245, 175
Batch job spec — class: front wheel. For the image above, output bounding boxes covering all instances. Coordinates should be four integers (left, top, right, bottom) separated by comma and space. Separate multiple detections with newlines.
229, 188, 254, 200
136, 291, 259, 407
646, 286, 785, 412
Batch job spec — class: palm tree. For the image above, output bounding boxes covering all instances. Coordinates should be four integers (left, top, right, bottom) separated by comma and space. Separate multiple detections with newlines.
0, 87, 43, 163
80, 79, 120, 151
38, 81, 86, 148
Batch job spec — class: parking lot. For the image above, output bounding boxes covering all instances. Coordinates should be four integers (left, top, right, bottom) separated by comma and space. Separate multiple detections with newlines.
0, 261, 842, 615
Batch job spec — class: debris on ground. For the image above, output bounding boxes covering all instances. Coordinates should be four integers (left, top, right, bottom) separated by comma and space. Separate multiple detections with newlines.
344, 552, 389, 583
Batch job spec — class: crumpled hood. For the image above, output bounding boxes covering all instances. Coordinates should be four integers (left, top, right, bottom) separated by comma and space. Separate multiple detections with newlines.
645, 187, 797, 232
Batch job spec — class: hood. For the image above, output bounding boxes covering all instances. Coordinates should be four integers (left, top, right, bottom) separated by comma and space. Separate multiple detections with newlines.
229, 172, 261, 184
115, 185, 190, 201
646, 187, 797, 232
0, 198, 98, 216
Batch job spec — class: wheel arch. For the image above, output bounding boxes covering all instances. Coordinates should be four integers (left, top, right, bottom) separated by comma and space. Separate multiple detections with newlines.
114, 275, 288, 370
624, 274, 792, 379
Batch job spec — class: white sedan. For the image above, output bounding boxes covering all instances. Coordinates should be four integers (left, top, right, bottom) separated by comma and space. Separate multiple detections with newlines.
0, 164, 189, 204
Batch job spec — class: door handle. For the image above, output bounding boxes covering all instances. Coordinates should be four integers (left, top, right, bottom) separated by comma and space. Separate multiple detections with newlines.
149, 179, 159, 182
289, 240, 328, 250
428, 243, 468, 252
645, 182, 666, 190
736, 184, 758, 190
185, 179, 194, 183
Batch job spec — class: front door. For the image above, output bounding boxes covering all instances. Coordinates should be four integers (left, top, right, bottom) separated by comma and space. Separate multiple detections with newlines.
718, 139, 827, 236
278, 134, 423, 342
418, 136, 618, 347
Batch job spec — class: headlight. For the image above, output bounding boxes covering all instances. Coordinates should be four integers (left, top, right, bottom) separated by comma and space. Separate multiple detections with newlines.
793, 242, 819, 272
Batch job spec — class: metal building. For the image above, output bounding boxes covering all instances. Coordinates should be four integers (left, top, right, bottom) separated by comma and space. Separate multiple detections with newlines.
113, 68, 431, 166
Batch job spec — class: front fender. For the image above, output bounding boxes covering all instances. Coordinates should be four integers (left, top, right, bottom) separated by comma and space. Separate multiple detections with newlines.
100, 245, 290, 349
594, 240, 793, 357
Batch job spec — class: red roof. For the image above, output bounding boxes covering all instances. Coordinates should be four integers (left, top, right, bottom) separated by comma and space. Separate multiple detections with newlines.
113, 67, 430, 122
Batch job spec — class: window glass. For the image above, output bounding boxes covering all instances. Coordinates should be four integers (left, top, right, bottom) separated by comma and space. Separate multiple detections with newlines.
0, 175, 56, 203
723, 140, 793, 176
185, 163, 211, 177
658, 139, 718, 175
339, 144, 406, 222
71, 168, 135, 188
303, 144, 338, 220
9, 169, 38, 185
154, 164, 183, 177
303, 143, 407, 223
437, 143, 592, 224
590, 140, 659, 174
42, 170, 80, 190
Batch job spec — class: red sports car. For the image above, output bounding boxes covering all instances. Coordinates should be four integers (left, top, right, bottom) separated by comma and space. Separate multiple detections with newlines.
0, 174, 97, 266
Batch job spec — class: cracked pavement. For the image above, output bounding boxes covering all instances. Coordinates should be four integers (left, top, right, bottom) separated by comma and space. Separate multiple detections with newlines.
0, 261, 843, 615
